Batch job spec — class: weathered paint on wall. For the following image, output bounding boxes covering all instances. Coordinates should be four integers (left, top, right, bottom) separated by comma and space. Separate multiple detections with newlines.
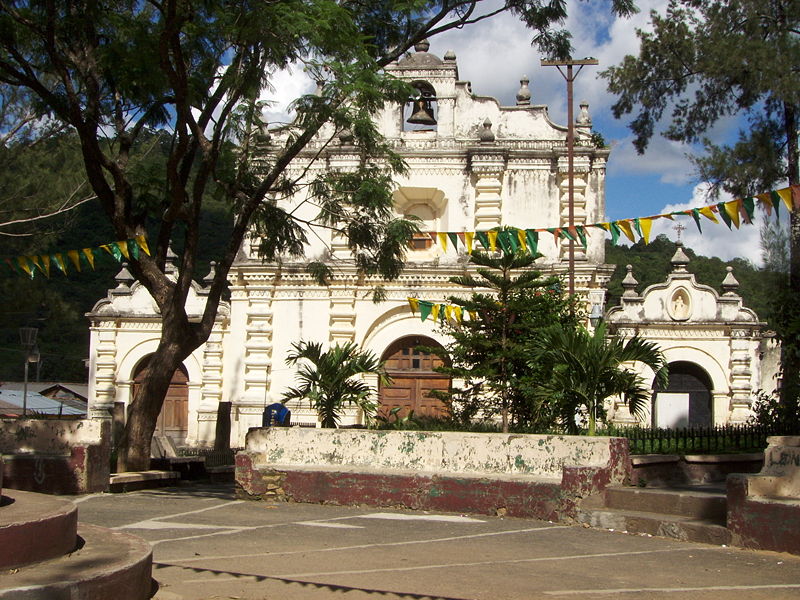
0, 418, 110, 494
236, 428, 630, 521
727, 436, 800, 555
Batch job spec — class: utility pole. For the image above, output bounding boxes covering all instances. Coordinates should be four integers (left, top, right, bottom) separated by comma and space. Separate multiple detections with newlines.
541, 58, 598, 296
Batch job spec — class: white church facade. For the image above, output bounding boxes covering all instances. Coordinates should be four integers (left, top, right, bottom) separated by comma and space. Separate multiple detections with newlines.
86, 42, 776, 447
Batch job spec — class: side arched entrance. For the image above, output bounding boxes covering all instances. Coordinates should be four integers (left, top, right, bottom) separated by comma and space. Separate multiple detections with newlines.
133, 356, 189, 444
652, 361, 713, 428
379, 336, 449, 419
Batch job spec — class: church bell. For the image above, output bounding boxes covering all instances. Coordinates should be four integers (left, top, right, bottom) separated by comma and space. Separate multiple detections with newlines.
407, 96, 437, 126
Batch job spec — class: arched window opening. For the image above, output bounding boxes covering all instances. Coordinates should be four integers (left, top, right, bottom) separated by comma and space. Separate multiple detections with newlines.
404, 81, 437, 131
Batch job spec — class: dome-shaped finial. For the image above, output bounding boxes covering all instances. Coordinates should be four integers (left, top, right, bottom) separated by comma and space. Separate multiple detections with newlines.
113, 262, 134, 294
414, 39, 430, 53
444, 49, 456, 62
203, 261, 217, 288
338, 127, 354, 145
671, 241, 690, 272
516, 76, 531, 105
478, 118, 495, 143
622, 264, 639, 297
722, 266, 740, 296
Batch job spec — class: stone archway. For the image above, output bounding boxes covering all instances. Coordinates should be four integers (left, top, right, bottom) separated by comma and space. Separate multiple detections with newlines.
652, 361, 713, 428
133, 356, 189, 444
379, 336, 450, 419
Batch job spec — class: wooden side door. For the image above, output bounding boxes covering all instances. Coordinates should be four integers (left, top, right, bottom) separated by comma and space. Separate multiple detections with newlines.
133, 357, 189, 444
379, 336, 449, 419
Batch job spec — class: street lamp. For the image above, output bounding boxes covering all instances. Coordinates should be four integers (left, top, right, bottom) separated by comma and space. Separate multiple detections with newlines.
589, 303, 604, 328
19, 327, 39, 417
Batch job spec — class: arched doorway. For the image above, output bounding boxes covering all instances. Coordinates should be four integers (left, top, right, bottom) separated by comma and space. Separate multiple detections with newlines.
379, 336, 449, 419
133, 356, 189, 444
652, 361, 712, 428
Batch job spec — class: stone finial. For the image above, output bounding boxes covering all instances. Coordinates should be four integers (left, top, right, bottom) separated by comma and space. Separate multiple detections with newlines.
255, 112, 270, 145
516, 76, 531, 105
444, 50, 456, 62
203, 261, 217, 288
622, 264, 639, 297
165, 245, 178, 274
338, 127, 354, 145
576, 100, 591, 126
414, 39, 430, 53
478, 118, 495, 143
113, 263, 134, 293
722, 266, 740, 296
671, 241, 690, 272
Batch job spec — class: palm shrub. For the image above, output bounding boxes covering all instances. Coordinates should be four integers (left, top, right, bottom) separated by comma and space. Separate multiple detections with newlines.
283, 341, 391, 428
529, 323, 668, 435
430, 248, 581, 433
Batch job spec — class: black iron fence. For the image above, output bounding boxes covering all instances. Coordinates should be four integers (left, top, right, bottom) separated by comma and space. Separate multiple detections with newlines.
599, 424, 797, 455
177, 447, 241, 467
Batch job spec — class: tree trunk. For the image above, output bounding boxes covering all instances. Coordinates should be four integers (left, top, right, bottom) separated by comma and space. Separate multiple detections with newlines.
116, 337, 191, 472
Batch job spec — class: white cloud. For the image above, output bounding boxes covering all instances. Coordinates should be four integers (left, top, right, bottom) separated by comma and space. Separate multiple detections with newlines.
647, 183, 772, 266
607, 135, 695, 185
259, 64, 316, 126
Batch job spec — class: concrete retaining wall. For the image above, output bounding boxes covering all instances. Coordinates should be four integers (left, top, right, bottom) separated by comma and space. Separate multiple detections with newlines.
236, 428, 631, 520
727, 436, 800, 554
631, 453, 763, 487
0, 419, 110, 495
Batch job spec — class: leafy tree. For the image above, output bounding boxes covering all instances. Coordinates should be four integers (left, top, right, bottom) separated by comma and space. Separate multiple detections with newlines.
529, 323, 668, 436
0, 0, 637, 470
602, 0, 800, 417
283, 341, 390, 428
431, 249, 581, 433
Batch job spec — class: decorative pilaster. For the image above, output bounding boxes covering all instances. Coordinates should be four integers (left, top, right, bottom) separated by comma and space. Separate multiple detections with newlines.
200, 326, 225, 411
469, 149, 506, 231
243, 287, 273, 403
556, 156, 591, 261
329, 286, 356, 344
91, 321, 118, 419
729, 328, 754, 423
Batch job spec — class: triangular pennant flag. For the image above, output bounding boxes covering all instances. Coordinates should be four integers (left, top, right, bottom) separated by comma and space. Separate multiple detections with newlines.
740, 197, 754, 224
447, 232, 459, 251
486, 230, 497, 252
724, 200, 740, 229
496, 230, 513, 254
559, 228, 576, 242
525, 230, 539, 255
431, 303, 440, 322
28, 255, 43, 276
698, 206, 718, 224
82, 248, 96, 269
716, 203, 732, 228
437, 232, 448, 252
67, 250, 82, 272
617, 220, 636, 243
633, 219, 643, 239
639, 218, 653, 244
517, 229, 527, 252
419, 301, 433, 322
38, 255, 50, 277
464, 231, 475, 254
445, 305, 454, 322
476, 231, 489, 251
507, 229, 520, 252
456, 232, 466, 250
408, 298, 419, 314
574, 226, 587, 249
136, 235, 151, 256
17, 256, 33, 278
52, 253, 67, 275
690, 209, 702, 233
469, 310, 478, 321
453, 306, 463, 323
608, 222, 621, 245
128, 239, 140, 260
118, 240, 131, 260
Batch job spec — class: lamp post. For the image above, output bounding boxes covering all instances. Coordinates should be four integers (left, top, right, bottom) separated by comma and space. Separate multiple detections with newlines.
19, 327, 38, 417
541, 57, 598, 296
589, 303, 604, 329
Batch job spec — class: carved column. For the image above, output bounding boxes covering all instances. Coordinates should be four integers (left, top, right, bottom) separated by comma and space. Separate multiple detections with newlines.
242, 286, 273, 404
556, 156, 590, 261
729, 328, 754, 423
470, 150, 506, 231
200, 325, 225, 411
329, 285, 356, 344
91, 321, 118, 419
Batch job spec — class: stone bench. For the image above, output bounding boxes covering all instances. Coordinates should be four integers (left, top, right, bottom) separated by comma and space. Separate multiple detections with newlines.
727, 436, 800, 554
0, 419, 110, 495
236, 428, 630, 521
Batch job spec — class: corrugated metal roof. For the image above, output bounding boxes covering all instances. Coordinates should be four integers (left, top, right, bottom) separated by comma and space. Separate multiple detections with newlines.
0, 390, 86, 416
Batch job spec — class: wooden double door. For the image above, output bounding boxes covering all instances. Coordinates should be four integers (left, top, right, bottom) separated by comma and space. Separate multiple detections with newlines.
379, 336, 450, 419
132, 357, 189, 444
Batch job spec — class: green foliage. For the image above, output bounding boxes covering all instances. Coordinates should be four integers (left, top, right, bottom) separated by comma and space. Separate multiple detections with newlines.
748, 390, 800, 431
283, 340, 390, 428
605, 235, 780, 330
529, 323, 668, 436
431, 247, 581, 433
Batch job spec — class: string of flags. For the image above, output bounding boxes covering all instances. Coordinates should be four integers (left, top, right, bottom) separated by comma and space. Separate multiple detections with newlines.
419, 185, 800, 254
407, 297, 476, 324
2, 235, 150, 279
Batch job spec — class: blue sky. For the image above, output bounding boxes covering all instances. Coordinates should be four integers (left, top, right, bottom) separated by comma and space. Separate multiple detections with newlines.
265, 0, 778, 266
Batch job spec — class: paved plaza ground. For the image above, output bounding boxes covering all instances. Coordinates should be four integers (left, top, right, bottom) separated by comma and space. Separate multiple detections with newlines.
73, 483, 800, 600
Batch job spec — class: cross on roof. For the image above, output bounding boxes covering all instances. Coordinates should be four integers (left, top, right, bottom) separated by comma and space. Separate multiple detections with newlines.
673, 222, 686, 241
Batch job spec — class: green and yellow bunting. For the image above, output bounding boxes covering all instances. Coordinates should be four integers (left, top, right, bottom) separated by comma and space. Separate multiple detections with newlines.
417, 185, 800, 254
2, 235, 150, 279
408, 297, 477, 324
